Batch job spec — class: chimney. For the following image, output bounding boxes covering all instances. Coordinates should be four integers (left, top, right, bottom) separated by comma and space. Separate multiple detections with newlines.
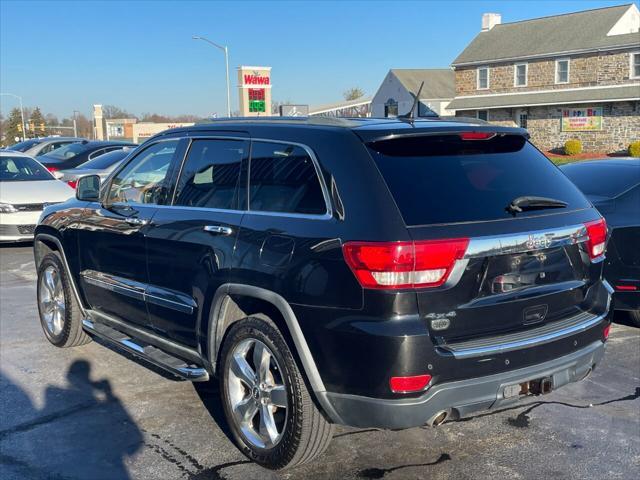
482, 13, 501, 31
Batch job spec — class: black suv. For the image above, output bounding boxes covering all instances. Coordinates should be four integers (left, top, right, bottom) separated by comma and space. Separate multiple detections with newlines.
33, 118, 613, 469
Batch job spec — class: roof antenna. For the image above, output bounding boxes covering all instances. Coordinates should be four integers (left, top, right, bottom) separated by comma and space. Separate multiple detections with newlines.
398, 81, 424, 124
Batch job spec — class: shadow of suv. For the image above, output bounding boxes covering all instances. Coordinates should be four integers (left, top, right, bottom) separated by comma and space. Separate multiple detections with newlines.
33, 117, 613, 469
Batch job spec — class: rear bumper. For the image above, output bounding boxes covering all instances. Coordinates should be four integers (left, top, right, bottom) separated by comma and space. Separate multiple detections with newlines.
320, 338, 605, 429
613, 291, 640, 311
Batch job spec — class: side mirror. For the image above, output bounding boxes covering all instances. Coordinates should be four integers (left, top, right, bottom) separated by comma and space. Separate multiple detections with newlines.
76, 175, 101, 202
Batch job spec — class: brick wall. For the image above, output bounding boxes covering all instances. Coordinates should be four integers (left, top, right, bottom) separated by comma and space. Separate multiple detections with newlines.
457, 102, 640, 153
455, 50, 637, 96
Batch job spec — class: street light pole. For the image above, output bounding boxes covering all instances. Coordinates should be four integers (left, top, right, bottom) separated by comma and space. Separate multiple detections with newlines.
0, 92, 27, 141
192, 35, 231, 117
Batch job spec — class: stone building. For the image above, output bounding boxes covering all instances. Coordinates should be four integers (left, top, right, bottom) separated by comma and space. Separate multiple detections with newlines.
447, 4, 640, 153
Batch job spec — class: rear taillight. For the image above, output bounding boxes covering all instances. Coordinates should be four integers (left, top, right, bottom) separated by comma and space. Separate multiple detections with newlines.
584, 218, 607, 260
46, 166, 58, 173
459, 132, 496, 140
389, 374, 432, 393
603, 323, 611, 341
342, 238, 469, 290
615, 285, 637, 291
67, 180, 77, 189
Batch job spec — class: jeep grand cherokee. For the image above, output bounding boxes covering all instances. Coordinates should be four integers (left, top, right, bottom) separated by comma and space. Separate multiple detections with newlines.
33, 117, 612, 469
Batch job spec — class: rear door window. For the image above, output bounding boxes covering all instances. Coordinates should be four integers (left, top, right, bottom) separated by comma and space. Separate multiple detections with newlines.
174, 139, 247, 210
248, 141, 327, 215
367, 134, 590, 225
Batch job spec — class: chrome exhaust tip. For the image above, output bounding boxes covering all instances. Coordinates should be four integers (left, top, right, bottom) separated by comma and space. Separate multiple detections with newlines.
428, 410, 449, 427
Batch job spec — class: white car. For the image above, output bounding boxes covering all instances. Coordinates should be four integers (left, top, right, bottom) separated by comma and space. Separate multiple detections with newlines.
0, 151, 74, 242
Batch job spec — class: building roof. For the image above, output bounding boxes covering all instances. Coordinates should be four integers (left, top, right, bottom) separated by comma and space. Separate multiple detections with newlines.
447, 84, 640, 110
308, 96, 372, 115
452, 4, 640, 66
390, 69, 455, 98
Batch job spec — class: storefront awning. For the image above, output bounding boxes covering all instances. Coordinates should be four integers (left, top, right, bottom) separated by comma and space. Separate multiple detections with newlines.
447, 84, 640, 111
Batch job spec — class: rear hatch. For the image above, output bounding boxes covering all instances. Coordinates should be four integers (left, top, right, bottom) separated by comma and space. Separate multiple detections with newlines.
365, 130, 607, 349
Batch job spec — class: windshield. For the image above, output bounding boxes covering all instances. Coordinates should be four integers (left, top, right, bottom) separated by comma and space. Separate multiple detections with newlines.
7, 139, 43, 152
367, 134, 590, 225
0, 156, 54, 181
45, 142, 89, 160
78, 148, 132, 170
562, 163, 640, 198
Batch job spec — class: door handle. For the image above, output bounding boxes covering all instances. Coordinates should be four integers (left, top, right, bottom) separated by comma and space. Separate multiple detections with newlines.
124, 217, 150, 226
204, 225, 233, 236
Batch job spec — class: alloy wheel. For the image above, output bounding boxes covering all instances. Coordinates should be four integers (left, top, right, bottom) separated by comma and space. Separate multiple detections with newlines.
38, 265, 66, 336
226, 338, 289, 449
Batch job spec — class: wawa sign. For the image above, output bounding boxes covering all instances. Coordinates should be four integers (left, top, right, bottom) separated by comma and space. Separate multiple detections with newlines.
243, 73, 270, 85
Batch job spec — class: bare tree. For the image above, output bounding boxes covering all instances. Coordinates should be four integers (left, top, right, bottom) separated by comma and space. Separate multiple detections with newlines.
102, 105, 135, 119
343, 87, 365, 101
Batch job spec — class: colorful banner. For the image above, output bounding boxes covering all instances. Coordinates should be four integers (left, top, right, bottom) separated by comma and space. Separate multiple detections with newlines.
561, 107, 603, 131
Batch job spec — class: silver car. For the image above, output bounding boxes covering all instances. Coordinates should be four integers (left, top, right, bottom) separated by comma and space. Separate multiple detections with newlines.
23, 137, 86, 157
54, 146, 135, 188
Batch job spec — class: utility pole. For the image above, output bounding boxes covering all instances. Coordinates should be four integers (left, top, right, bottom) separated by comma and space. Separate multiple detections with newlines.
0, 93, 27, 141
72, 110, 80, 137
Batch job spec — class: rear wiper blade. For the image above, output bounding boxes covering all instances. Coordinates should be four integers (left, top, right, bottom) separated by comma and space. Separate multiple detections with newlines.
506, 196, 568, 215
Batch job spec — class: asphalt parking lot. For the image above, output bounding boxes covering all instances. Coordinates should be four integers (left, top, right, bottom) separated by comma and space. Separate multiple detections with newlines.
1, 244, 639, 480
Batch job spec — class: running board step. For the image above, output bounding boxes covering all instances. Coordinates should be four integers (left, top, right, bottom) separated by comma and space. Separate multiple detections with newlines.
82, 319, 209, 382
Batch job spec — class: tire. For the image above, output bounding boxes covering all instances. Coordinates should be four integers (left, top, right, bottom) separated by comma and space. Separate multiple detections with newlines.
219, 316, 333, 470
36, 253, 91, 348
629, 310, 640, 328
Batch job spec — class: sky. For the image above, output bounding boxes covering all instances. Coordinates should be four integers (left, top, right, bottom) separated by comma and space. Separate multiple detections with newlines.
1, 0, 637, 119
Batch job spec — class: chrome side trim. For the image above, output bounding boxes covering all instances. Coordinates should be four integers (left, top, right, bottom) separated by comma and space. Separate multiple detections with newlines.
440, 310, 607, 359
80, 270, 145, 301
464, 224, 589, 259
80, 269, 196, 314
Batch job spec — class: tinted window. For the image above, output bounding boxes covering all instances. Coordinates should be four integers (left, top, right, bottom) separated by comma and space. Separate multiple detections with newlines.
0, 156, 53, 181
78, 148, 133, 170
7, 139, 42, 152
249, 142, 326, 215
174, 139, 247, 209
38, 141, 76, 156
107, 141, 178, 205
562, 163, 640, 198
45, 142, 88, 160
368, 134, 590, 225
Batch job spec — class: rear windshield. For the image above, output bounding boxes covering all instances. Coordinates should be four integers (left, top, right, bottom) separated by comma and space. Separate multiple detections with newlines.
78, 148, 131, 170
0, 156, 53, 181
45, 142, 88, 160
367, 134, 590, 225
7, 139, 42, 152
561, 163, 640, 198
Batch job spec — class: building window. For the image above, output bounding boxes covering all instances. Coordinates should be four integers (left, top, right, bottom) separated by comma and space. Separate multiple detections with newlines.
514, 63, 528, 87
631, 52, 640, 79
518, 112, 528, 129
384, 98, 398, 117
477, 67, 489, 89
477, 110, 489, 121
555, 58, 570, 84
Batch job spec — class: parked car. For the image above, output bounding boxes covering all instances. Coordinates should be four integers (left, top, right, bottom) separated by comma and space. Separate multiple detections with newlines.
561, 159, 640, 326
0, 151, 74, 242
55, 146, 136, 188
6, 138, 46, 152
34, 118, 613, 469
38, 140, 136, 172
23, 137, 85, 157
